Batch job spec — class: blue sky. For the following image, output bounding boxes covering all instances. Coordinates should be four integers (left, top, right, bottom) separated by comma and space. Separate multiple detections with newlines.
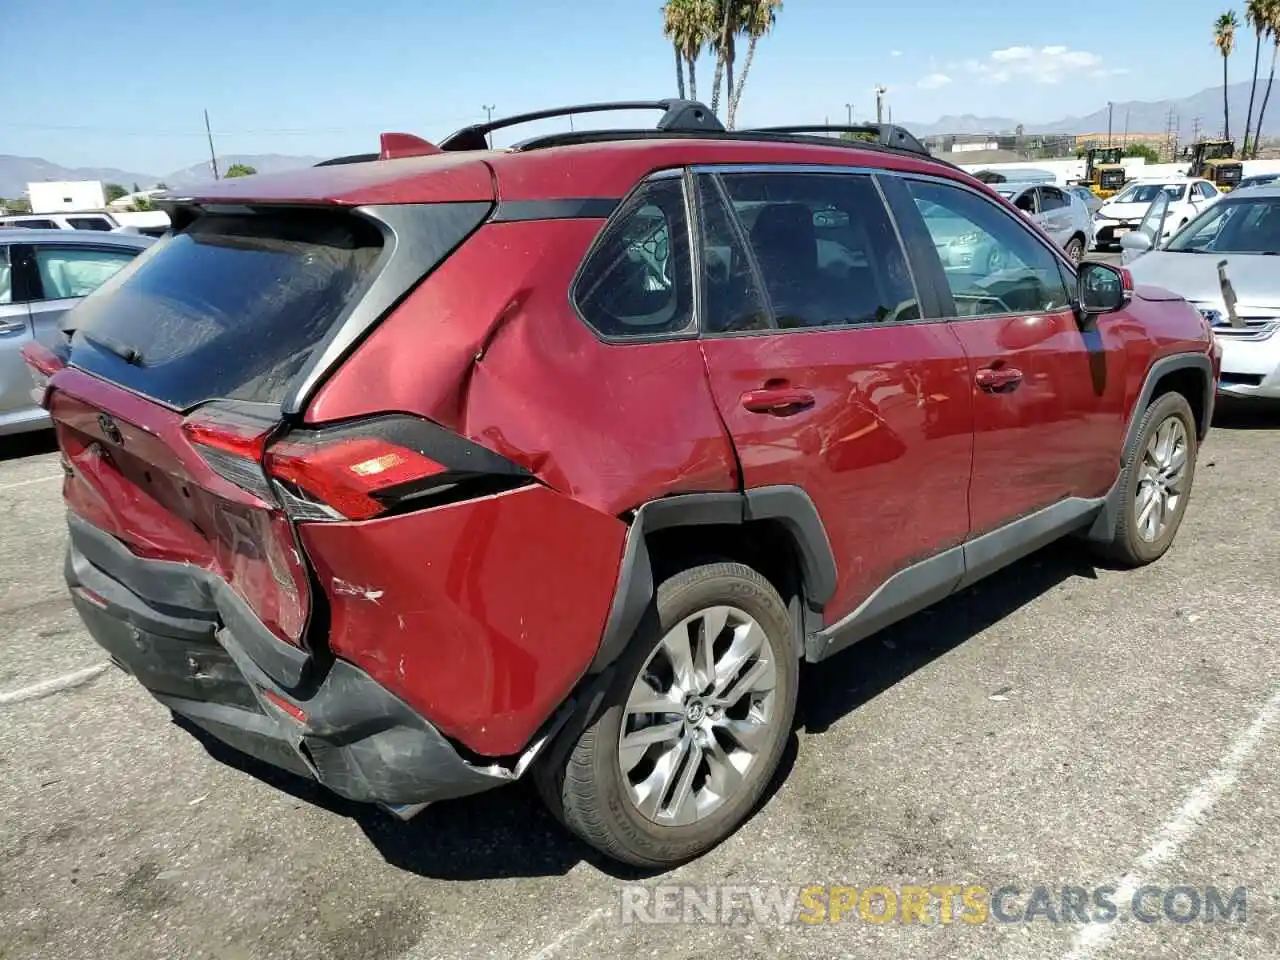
7, 0, 1233, 176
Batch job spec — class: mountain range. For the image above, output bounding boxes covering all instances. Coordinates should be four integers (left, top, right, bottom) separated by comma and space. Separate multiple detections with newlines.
4, 80, 1278, 198
902, 80, 1278, 140
0, 153, 323, 200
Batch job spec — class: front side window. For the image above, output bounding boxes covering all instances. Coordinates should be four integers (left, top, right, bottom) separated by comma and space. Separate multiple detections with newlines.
908, 179, 1072, 317
716, 172, 919, 328
574, 178, 693, 339
1166, 198, 1280, 254
34, 246, 137, 300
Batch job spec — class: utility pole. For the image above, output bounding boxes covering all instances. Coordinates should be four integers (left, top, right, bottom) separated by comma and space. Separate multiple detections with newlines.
845, 103, 853, 126
1123, 107, 1130, 146
1106, 101, 1114, 147
875, 85, 887, 124
1163, 108, 1179, 161
204, 109, 219, 180
1191, 116, 1202, 144
482, 104, 496, 148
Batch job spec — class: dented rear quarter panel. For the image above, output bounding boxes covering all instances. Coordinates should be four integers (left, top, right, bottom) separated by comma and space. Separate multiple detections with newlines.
307, 217, 740, 516
297, 483, 627, 756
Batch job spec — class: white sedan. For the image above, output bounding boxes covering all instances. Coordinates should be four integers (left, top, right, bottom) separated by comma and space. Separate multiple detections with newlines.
989, 181, 1095, 261
1092, 178, 1221, 250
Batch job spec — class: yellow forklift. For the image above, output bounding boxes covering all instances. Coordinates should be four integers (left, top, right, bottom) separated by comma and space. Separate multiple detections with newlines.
1185, 139, 1244, 191
1078, 147, 1128, 199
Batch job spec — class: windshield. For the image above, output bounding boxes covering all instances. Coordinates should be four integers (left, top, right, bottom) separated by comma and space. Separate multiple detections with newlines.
1113, 184, 1186, 204
1165, 197, 1280, 254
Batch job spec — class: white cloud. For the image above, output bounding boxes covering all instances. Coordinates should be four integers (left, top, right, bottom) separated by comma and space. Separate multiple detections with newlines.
891, 49, 903, 57
918, 73, 953, 90
962, 45, 1104, 85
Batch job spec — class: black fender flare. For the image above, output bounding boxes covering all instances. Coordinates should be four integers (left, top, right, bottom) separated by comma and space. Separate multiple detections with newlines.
1086, 351, 1214, 541
587, 486, 837, 672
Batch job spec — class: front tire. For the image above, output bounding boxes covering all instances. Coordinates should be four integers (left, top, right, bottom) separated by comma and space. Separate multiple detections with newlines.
535, 562, 799, 868
1093, 391, 1198, 567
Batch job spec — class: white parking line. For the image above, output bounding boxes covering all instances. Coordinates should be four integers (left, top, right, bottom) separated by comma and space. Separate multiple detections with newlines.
0, 663, 110, 705
519, 906, 609, 960
0, 474, 62, 493
1062, 683, 1280, 960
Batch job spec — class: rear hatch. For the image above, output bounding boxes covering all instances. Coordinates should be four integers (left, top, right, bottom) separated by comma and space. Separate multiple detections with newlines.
34, 198, 491, 680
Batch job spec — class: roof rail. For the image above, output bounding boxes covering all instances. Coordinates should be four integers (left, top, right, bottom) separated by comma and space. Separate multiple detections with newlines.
437, 99, 723, 151
743, 123, 932, 159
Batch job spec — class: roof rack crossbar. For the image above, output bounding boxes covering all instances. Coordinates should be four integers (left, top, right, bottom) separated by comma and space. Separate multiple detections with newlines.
438, 99, 723, 151
743, 124, 932, 159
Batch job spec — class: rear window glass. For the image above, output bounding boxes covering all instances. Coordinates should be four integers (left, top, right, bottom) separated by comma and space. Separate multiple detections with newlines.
68, 211, 383, 409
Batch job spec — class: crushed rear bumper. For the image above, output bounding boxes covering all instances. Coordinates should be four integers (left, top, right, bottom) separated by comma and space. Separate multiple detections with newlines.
65, 513, 524, 806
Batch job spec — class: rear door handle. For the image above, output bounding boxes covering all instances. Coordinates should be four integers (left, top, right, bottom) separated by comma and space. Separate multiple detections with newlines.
975, 366, 1024, 392
0, 318, 27, 336
741, 386, 816, 415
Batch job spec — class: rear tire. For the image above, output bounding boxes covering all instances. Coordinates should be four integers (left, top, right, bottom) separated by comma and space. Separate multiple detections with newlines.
1064, 235, 1085, 262
535, 562, 799, 868
1092, 391, 1198, 567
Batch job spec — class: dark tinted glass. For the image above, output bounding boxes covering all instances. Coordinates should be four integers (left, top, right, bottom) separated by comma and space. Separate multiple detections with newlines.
575, 178, 693, 338
696, 176, 771, 334
67, 217, 113, 231
719, 172, 919, 328
68, 210, 384, 408
908, 179, 1072, 317
1039, 187, 1068, 211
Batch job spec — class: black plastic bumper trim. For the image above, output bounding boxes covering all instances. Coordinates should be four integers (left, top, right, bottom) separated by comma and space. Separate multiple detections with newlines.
66, 512, 309, 688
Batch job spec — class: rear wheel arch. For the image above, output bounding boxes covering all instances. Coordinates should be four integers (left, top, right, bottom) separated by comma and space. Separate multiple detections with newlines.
588, 487, 837, 672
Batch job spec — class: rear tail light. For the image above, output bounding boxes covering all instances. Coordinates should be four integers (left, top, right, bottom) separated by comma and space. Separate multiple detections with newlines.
20, 341, 65, 406
181, 407, 531, 522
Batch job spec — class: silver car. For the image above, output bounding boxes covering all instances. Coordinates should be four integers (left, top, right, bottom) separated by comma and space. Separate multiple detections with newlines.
1122, 185, 1280, 400
1, 229, 152, 436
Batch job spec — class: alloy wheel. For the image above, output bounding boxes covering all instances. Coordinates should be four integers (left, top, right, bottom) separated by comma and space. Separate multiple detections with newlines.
1135, 415, 1189, 542
617, 605, 779, 827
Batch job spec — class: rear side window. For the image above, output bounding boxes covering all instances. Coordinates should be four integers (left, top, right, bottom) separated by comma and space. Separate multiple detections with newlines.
12, 219, 58, 229
718, 172, 920, 328
69, 211, 383, 408
0, 246, 10, 304
1039, 187, 1068, 211
574, 178, 693, 339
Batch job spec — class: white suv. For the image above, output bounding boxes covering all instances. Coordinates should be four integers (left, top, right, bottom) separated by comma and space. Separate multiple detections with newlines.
1092, 178, 1220, 250
0, 212, 119, 232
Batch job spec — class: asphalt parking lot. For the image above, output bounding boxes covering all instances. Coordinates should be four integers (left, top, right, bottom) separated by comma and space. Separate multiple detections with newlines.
3, 398, 1279, 960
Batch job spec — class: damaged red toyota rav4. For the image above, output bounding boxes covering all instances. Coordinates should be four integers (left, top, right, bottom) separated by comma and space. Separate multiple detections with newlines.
25, 101, 1218, 868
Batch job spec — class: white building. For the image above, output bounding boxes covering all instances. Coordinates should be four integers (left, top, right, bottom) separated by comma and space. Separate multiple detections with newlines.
28, 180, 107, 214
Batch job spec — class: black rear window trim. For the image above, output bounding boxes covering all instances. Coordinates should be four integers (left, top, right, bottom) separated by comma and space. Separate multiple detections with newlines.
280, 200, 494, 416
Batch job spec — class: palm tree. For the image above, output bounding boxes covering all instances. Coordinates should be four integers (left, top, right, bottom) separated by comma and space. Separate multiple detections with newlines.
662, 0, 714, 102
1215, 12, 1240, 140
711, 0, 742, 116
1243, 0, 1268, 155
1251, 0, 1280, 156
727, 0, 782, 129
662, 2, 687, 99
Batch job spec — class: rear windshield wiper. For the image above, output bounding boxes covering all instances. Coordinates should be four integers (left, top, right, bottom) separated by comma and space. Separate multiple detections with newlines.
82, 330, 145, 367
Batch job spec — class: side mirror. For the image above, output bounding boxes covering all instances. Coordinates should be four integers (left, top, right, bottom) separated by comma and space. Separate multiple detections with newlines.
1119, 231, 1153, 254
1077, 261, 1130, 316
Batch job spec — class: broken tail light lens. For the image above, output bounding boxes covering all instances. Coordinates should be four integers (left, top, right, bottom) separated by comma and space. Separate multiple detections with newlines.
20, 340, 65, 406
266, 434, 448, 521
181, 405, 277, 503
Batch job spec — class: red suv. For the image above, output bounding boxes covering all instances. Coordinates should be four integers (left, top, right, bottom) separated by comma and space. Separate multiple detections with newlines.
25, 101, 1218, 868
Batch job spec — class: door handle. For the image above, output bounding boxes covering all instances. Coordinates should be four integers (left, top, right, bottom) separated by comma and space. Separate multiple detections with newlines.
741, 386, 816, 415
975, 366, 1024, 392
0, 318, 27, 336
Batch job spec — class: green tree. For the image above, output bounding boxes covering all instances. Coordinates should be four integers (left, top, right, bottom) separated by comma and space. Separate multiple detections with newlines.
225, 163, 257, 178
727, 0, 782, 129
104, 183, 128, 203
1216, 12, 1240, 140
1123, 143, 1160, 162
